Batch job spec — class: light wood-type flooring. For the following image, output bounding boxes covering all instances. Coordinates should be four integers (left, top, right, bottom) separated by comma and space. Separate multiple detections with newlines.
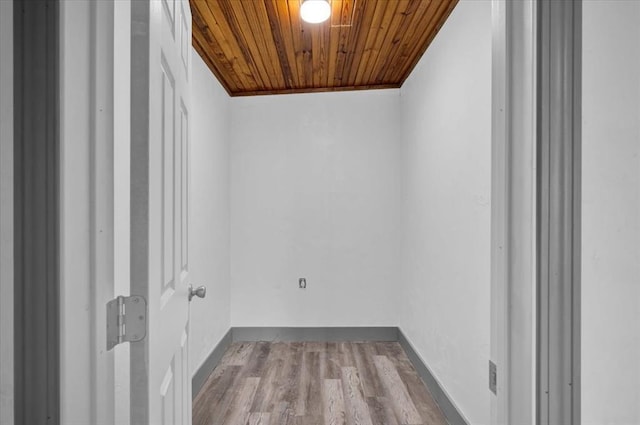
193, 341, 447, 425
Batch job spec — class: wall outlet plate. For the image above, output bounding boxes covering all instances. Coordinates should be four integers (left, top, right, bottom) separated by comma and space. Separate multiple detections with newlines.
299, 278, 306, 288
489, 360, 497, 394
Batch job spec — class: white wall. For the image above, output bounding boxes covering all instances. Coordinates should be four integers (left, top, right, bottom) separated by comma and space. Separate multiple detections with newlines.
399, 1, 492, 424
0, 1, 13, 423
189, 51, 232, 374
582, 2, 640, 423
230, 89, 401, 327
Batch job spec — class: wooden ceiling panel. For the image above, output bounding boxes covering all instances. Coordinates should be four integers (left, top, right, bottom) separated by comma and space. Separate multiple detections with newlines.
190, 0, 458, 96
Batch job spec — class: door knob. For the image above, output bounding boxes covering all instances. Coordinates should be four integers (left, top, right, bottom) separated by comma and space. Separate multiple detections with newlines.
188, 285, 206, 301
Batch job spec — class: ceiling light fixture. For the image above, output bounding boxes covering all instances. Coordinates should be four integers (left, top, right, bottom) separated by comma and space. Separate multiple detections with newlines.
300, 0, 331, 24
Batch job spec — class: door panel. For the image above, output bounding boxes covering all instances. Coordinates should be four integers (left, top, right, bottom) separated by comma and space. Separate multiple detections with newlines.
161, 58, 176, 303
180, 104, 189, 274
160, 364, 175, 425
131, 0, 192, 423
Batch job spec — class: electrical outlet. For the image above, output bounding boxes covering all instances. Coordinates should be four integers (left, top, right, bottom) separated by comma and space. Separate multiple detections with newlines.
489, 360, 497, 394
299, 278, 307, 289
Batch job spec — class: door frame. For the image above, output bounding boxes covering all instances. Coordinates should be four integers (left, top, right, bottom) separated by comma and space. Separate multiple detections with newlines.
536, 0, 581, 423
58, 1, 131, 424
490, 1, 582, 424
490, 1, 538, 424
55, 1, 580, 424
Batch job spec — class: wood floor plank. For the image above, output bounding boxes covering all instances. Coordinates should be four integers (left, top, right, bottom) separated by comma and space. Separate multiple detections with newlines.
295, 351, 312, 416
192, 363, 231, 407
318, 343, 329, 381
251, 342, 291, 412
193, 365, 241, 425
292, 416, 323, 425
221, 342, 256, 366
248, 412, 271, 425
337, 342, 356, 368
193, 341, 446, 425
272, 401, 295, 425
393, 361, 448, 425
341, 367, 373, 425
251, 352, 284, 412
366, 396, 399, 425
277, 342, 304, 408
245, 341, 272, 377
306, 352, 323, 417
373, 342, 407, 364
351, 343, 384, 397
373, 355, 422, 425
378, 343, 447, 424
325, 342, 341, 379
323, 379, 346, 425
223, 377, 261, 425
296, 350, 322, 417
305, 341, 325, 352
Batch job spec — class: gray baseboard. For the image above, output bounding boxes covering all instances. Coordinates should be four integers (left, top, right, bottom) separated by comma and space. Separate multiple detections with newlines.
232, 326, 399, 342
192, 328, 232, 399
398, 328, 469, 425
192, 326, 468, 425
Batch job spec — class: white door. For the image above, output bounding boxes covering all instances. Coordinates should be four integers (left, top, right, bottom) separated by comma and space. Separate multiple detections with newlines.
130, 0, 193, 424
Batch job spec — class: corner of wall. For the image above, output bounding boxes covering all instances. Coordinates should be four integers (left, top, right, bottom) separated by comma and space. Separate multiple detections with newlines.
189, 48, 234, 376
396, 1, 492, 424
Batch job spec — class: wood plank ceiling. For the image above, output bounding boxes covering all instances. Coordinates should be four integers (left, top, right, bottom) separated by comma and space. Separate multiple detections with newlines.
190, 0, 459, 96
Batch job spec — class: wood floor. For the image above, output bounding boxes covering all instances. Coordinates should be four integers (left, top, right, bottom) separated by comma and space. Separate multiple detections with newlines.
193, 341, 447, 425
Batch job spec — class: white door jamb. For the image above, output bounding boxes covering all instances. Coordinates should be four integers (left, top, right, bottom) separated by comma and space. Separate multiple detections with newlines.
491, 1, 538, 424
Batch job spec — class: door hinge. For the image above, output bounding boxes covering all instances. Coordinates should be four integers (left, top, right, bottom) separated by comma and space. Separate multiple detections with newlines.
489, 360, 497, 395
107, 295, 147, 351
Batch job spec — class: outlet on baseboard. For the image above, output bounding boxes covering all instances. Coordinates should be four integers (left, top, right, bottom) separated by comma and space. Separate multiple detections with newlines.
299, 278, 307, 289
